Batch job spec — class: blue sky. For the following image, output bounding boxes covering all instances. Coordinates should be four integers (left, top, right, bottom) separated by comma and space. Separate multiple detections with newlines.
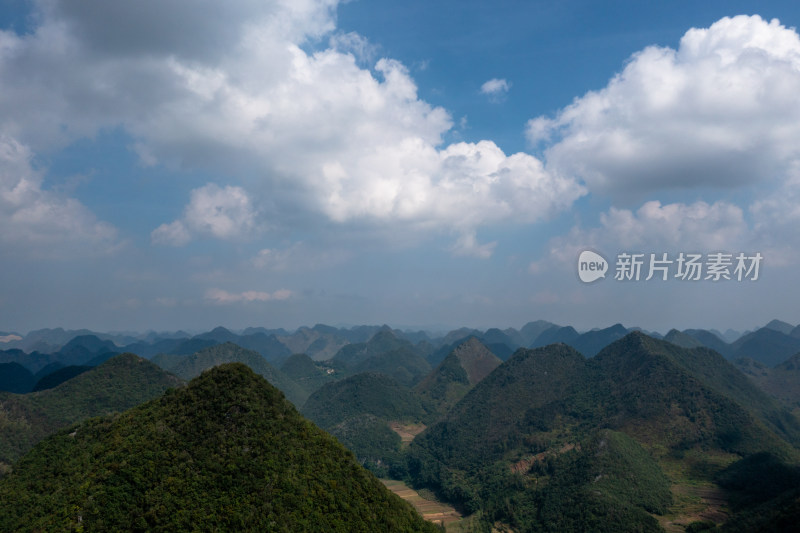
2, 0, 800, 334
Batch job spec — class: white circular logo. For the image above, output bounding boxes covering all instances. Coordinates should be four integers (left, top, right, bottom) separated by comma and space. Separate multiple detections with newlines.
578, 250, 608, 283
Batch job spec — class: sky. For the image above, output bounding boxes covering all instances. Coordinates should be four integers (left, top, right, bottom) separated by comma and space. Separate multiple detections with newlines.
2, 0, 800, 335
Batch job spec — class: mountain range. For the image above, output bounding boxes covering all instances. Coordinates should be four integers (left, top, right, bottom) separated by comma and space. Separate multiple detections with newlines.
408, 333, 800, 531
2, 320, 800, 530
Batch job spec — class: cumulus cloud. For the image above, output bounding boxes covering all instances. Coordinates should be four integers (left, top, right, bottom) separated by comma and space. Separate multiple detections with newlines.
528, 15, 800, 197
0, 0, 581, 258
0, 135, 118, 254
449, 231, 496, 259
152, 183, 259, 245
480, 78, 511, 97
532, 199, 751, 274
205, 287, 292, 304
601, 200, 748, 250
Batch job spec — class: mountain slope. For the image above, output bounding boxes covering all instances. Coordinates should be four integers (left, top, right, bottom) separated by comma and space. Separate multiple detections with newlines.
277, 326, 350, 361
0, 362, 34, 393
0, 364, 437, 532
280, 353, 336, 396
332, 330, 414, 367
303, 372, 431, 476
351, 348, 432, 387
166, 342, 306, 406
519, 320, 558, 346
764, 319, 796, 335
530, 325, 580, 348
683, 328, 733, 357
331, 331, 432, 387
408, 333, 799, 531
730, 327, 800, 366
572, 323, 629, 356
663, 329, 704, 349
415, 337, 502, 418
736, 352, 800, 408
303, 372, 430, 429
0, 353, 182, 467
31, 365, 91, 391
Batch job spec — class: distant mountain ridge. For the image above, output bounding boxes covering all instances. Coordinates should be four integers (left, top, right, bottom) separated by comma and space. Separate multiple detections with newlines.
415, 337, 502, 418
150, 342, 305, 406
5, 318, 799, 378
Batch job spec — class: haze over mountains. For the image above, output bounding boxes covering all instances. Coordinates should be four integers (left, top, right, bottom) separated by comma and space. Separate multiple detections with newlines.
2, 318, 800, 531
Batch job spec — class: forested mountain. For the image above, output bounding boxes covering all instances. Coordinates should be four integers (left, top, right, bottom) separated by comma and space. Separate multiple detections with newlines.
663, 329, 705, 348
0, 353, 182, 469
407, 333, 800, 531
736, 353, 800, 408
31, 365, 91, 391
0, 364, 437, 532
0, 362, 34, 393
529, 325, 581, 348
683, 328, 733, 356
302, 372, 432, 477
415, 337, 502, 418
519, 320, 559, 346
331, 331, 432, 387
3, 321, 800, 531
729, 327, 800, 366
280, 353, 336, 397
529, 324, 630, 356
151, 342, 306, 406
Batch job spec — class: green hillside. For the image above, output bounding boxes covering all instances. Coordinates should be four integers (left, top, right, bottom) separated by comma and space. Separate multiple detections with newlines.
408, 333, 800, 531
327, 331, 430, 386
0, 364, 438, 532
333, 330, 413, 367
415, 336, 502, 418
303, 372, 431, 429
0, 353, 182, 469
351, 348, 432, 387
281, 352, 337, 396
589, 334, 799, 455
736, 352, 800, 409
303, 372, 431, 477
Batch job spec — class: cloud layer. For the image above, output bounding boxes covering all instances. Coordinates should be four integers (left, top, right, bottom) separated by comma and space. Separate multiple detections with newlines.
0, 135, 117, 254
0, 0, 582, 256
205, 288, 292, 304
526, 15, 800, 272
528, 15, 800, 197
152, 184, 259, 245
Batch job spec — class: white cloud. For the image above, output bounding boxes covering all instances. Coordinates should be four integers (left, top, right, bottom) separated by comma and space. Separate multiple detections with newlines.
527, 15, 800, 197
449, 231, 496, 259
150, 220, 191, 247
0, 0, 581, 256
152, 183, 258, 245
251, 242, 349, 271
329, 31, 376, 63
0, 135, 118, 254
532, 199, 751, 273
480, 78, 511, 96
205, 287, 292, 304
601, 200, 748, 250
